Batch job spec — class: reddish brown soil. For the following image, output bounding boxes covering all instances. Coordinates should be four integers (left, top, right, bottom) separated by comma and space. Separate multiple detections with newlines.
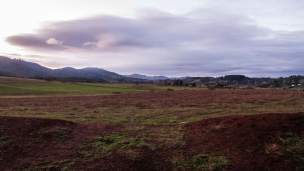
1, 112, 304, 171
0, 89, 303, 109
185, 112, 304, 171
0, 116, 122, 170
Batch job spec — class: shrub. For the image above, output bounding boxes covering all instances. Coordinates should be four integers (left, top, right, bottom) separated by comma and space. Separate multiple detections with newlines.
215, 83, 224, 88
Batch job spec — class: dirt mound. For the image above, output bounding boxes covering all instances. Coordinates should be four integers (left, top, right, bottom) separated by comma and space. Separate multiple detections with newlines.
184, 113, 304, 171
1, 113, 304, 170
0, 116, 121, 170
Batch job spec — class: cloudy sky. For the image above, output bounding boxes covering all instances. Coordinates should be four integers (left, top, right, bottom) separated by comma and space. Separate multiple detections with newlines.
1, 0, 304, 77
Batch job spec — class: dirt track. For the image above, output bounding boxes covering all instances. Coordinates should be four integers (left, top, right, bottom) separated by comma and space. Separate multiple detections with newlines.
1, 112, 304, 171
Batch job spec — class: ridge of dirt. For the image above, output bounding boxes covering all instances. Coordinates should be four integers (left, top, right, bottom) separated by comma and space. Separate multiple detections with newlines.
0, 117, 122, 170
184, 112, 304, 171
1, 113, 304, 171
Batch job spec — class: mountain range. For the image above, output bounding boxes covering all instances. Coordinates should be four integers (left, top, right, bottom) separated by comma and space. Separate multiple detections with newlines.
0, 56, 126, 80
0, 56, 187, 81
124, 74, 188, 80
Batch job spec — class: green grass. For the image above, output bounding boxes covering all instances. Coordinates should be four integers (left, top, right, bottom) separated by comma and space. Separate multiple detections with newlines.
281, 134, 304, 157
175, 154, 231, 171
290, 85, 304, 90
0, 82, 202, 97
0, 82, 303, 126
92, 134, 151, 154
1, 97, 304, 125
74, 133, 157, 160
0, 82, 149, 97
279, 133, 304, 170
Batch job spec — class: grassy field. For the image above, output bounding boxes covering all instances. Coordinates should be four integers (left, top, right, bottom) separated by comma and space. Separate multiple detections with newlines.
0, 77, 303, 125
0, 82, 203, 97
1, 79, 304, 170
0, 87, 303, 125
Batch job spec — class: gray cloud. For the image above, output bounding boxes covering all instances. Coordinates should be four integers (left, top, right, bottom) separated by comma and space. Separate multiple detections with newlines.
5, 9, 304, 77
7, 34, 66, 51
1, 53, 21, 57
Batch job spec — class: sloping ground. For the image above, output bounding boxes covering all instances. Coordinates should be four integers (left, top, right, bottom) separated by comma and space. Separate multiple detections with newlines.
184, 113, 304, 171
0, 117, 122, 170
0, 76, 45, 83
1, 113, 304, 171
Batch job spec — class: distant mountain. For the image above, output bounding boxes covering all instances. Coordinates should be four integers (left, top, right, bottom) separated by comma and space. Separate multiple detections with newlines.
53, 67, 125, 80
0, 56, 126, 81
0, 56, 187, 82
0, 56, 51, 77
124, 74, 188, 80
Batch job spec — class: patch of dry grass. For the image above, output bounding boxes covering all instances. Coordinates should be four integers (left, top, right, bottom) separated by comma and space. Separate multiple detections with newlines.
211, 123, 226, 131
0, 89, 304, 125
265, 143, 283, 156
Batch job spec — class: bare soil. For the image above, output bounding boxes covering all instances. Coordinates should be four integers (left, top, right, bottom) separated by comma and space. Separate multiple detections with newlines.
1, 112, 304, 171
0, 89, 302, 108
184, 112, 304, 171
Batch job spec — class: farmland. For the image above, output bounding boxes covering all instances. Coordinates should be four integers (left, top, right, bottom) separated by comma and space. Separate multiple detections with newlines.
0, 88, 304, 125
0, 78, 304, 170
0, 81, 203, 97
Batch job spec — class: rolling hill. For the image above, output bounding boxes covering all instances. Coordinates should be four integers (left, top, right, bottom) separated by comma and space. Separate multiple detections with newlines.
0, 56, 130, 81
124, 73, 188, 80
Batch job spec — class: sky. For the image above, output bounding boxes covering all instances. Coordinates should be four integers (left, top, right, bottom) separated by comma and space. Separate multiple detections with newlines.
1, 0, 304, 77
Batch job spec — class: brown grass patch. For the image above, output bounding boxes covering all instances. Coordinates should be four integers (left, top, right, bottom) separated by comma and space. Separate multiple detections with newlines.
211, 123, 226, 131
265, 143, 283, 156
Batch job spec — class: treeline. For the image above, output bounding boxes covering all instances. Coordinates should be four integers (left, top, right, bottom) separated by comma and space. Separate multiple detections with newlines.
153, 75, 304, 87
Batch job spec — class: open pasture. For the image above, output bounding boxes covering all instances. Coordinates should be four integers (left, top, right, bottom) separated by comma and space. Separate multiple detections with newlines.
1, 84, 304, 170
0, 80, 202, 97
0, 89, 303, 125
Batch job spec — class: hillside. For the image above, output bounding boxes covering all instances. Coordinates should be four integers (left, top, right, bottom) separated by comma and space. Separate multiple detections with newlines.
124, 73, 188, 80
0, 56, 51, 77
0, 56, 129, 81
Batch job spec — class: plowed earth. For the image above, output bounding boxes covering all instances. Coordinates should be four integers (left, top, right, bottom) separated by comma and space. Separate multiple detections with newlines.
0, 89, 302, 108
1, 113, 304, 171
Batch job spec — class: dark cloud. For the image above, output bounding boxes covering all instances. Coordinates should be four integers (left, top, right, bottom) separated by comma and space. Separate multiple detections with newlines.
5, 9, 304, 77
7, 34, 66, 51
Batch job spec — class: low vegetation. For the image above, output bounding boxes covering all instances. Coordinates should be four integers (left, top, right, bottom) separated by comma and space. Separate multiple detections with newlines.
0, 81, 203, 97
0, 79, 304, 170
280, 133, 304, 167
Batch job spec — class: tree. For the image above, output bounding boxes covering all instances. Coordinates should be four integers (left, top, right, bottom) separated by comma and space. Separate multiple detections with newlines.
215, 83, 224, 88
192, 82, 196, 87
173, 79, 183, 86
